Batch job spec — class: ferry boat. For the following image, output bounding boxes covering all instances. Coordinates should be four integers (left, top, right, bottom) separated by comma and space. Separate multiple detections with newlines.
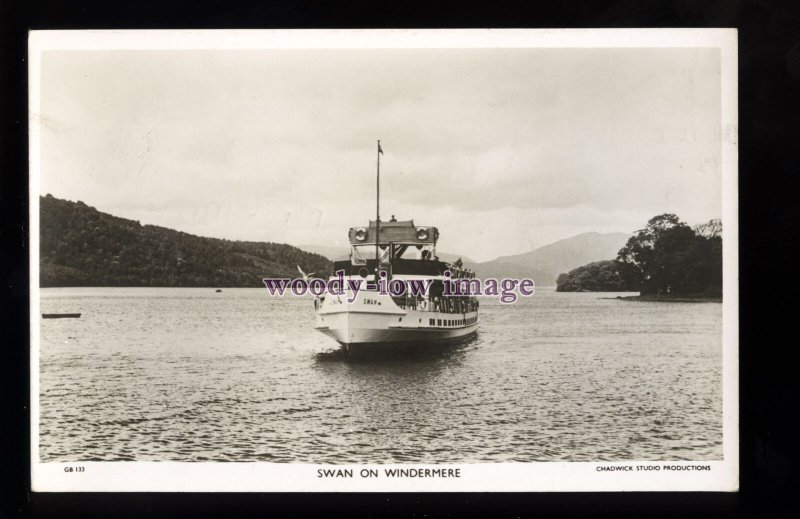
312, 141, 479, 355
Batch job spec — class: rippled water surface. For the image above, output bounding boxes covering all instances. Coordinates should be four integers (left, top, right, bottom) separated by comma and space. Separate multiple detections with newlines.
38, 287, 722, 463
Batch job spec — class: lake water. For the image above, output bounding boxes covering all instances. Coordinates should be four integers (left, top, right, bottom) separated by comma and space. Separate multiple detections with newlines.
37, 287, 722, 463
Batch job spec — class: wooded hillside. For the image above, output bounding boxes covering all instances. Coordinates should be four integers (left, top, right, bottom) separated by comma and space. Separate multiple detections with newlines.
39, 195, 330, 287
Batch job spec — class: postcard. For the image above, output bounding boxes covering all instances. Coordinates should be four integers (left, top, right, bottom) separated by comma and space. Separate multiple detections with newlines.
29, 28, 738, 492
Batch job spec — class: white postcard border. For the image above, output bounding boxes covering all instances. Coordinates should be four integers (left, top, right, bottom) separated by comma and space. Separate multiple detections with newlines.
29, 28, 739, 493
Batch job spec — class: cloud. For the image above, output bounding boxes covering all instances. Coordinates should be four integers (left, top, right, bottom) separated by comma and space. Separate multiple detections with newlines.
38, 47, 723, 261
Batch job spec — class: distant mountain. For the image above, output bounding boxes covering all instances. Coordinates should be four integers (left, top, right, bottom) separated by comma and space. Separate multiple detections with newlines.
466, 232, 631, 286
39, 195, 330, 287
299, 244, 473, 265
301, 233, 629, 285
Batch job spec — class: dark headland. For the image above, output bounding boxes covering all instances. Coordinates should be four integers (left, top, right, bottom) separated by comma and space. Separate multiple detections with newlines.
611, 295, 722, 303
556, 214, 722, 302
39, 195, 331, 288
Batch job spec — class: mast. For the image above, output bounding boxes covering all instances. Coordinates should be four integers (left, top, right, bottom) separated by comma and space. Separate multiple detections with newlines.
375, 139, 381, 271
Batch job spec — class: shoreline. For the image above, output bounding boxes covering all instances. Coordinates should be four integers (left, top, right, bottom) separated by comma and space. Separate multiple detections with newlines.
608, 294, 722, 303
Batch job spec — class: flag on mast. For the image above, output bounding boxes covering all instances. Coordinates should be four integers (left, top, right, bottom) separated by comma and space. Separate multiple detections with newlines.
378, 142, 384, 155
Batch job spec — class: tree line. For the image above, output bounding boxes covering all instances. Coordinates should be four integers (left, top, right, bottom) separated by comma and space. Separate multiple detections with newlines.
39, 195, 331, 288
557, 214, 722, 297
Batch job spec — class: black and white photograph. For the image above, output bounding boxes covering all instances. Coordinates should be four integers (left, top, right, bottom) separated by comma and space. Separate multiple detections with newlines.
29, 29, 738, 492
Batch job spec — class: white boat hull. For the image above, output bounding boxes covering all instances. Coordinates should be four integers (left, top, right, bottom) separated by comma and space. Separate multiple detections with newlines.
314, 285, 478, 350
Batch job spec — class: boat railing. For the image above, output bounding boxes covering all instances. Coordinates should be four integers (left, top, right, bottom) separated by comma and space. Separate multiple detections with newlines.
391, 295, 478, 314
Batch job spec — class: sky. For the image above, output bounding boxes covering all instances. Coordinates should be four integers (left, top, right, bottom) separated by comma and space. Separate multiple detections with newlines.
37, 47, 722, 262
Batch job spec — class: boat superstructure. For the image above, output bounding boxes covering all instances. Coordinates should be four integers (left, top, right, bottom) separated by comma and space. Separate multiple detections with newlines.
313, 218, 479, 353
